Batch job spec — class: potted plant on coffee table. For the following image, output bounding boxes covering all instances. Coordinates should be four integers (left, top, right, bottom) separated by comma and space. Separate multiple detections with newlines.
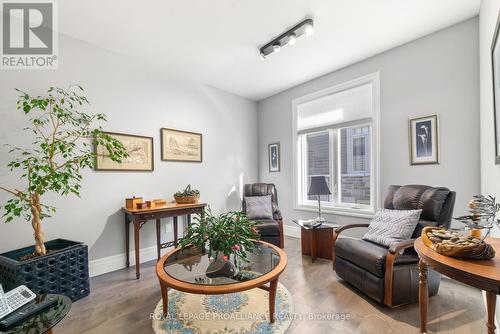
0, 86, 128, 301
178, 209, 260, 277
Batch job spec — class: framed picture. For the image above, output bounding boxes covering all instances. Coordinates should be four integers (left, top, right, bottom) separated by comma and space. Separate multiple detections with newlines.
492, 11, 500, 164
268, 142, 280, 172
161, 128, 202, 162
95, 132, 154, 171
408, 114, 440, 165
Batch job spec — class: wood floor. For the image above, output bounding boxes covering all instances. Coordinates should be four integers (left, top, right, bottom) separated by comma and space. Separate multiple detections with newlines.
58, 237, 487, 334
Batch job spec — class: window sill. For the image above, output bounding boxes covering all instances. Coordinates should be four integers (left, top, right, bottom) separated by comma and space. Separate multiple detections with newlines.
294, 204, 375, 219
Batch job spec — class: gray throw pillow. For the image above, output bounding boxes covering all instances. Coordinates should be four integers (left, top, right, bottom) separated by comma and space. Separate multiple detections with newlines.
245, 195, 273, 220
362, 209, 422, 248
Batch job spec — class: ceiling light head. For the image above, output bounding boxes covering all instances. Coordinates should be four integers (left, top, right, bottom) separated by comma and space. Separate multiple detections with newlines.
304, 23, 314, 36
258, 18, 313, 59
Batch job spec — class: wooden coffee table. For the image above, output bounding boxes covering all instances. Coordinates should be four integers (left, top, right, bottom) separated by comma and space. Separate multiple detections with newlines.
156, 241, 287, 323
414, 237, 500, 334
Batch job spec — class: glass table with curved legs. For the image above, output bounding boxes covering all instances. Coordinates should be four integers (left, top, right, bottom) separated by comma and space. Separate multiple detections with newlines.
156, 241, 287, 323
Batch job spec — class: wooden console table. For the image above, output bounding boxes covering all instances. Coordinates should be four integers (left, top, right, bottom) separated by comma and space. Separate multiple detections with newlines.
415, 237, 500, 334
122, 202, 206, 279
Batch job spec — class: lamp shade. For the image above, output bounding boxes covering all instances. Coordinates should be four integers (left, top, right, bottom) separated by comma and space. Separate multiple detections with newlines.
308, 176, 331, 196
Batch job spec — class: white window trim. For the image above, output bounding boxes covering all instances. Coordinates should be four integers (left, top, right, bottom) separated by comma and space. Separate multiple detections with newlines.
292, 72, 381, 218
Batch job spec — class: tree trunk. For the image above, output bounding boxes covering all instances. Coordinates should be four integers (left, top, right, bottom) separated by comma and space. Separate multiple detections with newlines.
30, 193, 46, 255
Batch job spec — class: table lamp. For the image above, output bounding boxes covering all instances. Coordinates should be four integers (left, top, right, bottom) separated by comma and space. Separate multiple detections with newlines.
308, 176, 331, 222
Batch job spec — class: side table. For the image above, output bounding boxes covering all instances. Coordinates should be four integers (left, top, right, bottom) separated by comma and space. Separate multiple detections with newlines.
414, 237, 500, 334
0, 294, 71, 334
293, 220, 339, 262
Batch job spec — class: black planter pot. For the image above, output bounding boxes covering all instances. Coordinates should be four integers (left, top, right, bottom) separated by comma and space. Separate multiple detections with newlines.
0, 239, 90, 302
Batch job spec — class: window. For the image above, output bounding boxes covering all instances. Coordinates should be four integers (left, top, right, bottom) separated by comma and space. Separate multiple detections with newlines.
340, 126, 371, 205
306, 132, 331, 202
294, 73, 379, 216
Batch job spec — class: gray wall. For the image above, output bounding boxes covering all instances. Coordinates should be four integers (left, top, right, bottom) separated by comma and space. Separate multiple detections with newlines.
479, 0, 500, 323
0, 34, 259, 264
258, 18, 480, 231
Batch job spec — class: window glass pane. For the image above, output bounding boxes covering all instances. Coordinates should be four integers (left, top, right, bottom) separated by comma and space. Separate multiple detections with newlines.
340, 126, 371, 205
306, 132, 331, 202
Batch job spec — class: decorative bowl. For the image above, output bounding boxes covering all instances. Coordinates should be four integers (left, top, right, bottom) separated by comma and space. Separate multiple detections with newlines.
421, 226, 495, 260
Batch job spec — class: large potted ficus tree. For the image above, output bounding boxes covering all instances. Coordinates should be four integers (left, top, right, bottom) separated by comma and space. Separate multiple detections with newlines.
0, 86, 128, 301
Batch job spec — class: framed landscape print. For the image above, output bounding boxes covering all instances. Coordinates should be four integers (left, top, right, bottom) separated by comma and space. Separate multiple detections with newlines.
268, 142, 280, 172
492, 11, 500, 164
408, 114, 440, 165
161, 128, 202, 162
95, 132, 154, 171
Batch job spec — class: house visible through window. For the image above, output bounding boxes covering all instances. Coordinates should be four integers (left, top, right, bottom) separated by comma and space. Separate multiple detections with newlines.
294, 73, 379, 215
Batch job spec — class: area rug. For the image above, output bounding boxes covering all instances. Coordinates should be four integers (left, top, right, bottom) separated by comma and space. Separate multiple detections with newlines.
152, 283, 294, 334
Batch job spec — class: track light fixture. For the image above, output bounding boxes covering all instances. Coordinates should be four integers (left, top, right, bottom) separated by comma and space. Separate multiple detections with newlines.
259, 18, 314, 59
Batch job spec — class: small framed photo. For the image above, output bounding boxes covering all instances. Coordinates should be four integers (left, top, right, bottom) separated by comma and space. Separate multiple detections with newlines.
94, 132, 154, 171
408, 114, 440, 165
161, 128, 202, 162
268, 143, 280, 172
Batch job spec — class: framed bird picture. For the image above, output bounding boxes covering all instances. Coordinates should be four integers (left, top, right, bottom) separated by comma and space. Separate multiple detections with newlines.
268, 142, 281, 172
408, 114, 440, 165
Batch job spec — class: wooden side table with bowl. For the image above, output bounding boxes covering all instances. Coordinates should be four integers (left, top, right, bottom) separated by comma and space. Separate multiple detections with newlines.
415, 227, 500, 334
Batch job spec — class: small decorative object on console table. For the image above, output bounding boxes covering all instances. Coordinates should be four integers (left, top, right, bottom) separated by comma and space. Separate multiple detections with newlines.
293, 219, 339, 262
125, 197, 143, 209
307, 176, 331, 222
174, 184, 200, 204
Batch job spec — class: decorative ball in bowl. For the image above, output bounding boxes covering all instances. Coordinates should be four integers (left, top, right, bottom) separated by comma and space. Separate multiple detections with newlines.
174, 184, 200, 204
421, 226, 495, 260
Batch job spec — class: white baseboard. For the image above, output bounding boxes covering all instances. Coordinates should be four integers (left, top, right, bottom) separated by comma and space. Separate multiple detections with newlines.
89, 245, 167, 277
284, 224, 301, 238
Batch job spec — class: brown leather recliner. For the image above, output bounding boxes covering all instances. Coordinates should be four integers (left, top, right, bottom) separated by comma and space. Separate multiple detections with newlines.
332, 185, 456, 307
242, 183, 284, 248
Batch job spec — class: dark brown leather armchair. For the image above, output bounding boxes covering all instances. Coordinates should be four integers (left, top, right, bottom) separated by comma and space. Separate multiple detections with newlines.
242, 183, 284, 248
332, 185, 456, 307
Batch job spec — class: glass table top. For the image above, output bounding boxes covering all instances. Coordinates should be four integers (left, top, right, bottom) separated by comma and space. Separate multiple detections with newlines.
1, 294, 71, 334
293, 219, 340, 230
164, 243, 281, 286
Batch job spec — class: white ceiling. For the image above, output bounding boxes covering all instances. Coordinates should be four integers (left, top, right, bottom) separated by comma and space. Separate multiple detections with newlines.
57, 0, 480, 101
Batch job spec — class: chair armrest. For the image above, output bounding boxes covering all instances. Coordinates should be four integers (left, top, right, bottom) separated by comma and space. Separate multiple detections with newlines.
334, 223, 370, 235
384, 238, 416, 307
388, 239, 416, 254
